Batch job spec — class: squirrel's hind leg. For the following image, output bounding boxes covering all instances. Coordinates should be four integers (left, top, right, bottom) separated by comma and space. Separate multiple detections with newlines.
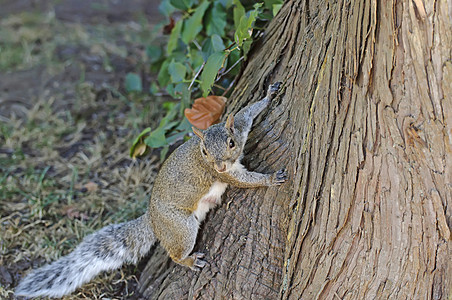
172, 252, 206, 270
159, 211, 207, 270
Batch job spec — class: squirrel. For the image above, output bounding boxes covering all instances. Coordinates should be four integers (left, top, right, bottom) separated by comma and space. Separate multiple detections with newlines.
15, 82, 287, 298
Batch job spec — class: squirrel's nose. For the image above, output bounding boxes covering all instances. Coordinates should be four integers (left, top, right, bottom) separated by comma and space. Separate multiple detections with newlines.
214, 162, 227, 173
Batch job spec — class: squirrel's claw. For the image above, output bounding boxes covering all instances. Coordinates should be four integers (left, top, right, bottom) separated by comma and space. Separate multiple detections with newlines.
191, 252, 207, 270
267, 82, 282, 99
271, 168, 288, 185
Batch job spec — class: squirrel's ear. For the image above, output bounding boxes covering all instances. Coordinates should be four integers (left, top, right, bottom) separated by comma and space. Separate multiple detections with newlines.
225, 114, 235, 132
192, 127, 204, 140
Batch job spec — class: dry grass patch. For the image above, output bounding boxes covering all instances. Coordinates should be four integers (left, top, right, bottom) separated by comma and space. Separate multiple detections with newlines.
0, 3, 166, 298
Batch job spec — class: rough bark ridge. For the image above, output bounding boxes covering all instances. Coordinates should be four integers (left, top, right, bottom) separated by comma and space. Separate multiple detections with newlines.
139, 0, 451, 299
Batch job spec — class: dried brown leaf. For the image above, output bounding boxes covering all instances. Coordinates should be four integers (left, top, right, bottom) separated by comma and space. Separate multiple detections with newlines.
184, 95, 227, 130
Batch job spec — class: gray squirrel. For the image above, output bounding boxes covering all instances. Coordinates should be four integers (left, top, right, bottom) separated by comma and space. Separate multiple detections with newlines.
16, 82, 287, 298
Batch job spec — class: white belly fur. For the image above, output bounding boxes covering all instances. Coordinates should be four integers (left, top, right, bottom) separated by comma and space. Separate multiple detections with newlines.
194, 181, 228, 222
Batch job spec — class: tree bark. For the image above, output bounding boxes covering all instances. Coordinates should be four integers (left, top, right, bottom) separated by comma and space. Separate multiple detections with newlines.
139, 0, 451, 299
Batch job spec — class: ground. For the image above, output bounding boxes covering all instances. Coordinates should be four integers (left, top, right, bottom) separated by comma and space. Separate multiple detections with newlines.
0, 1, 166, 298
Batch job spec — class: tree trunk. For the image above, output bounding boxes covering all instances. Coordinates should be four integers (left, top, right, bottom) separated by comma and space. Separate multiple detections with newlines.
139, 0, 451, 298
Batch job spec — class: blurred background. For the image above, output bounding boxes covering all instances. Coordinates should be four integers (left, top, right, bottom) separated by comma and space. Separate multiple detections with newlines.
0, 1, 165, 298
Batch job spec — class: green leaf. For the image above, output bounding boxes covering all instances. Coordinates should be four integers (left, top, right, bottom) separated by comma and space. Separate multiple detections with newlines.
234, 15, 248, 46
259, 11, 274, 20
233, 0, 245, 30
168, 59, 187, 83
181, 1, 210, 44
226, 48, 241, 76
189, 48, 205, 71
264, 0, 283, 9
160, 102, 179, 126
205, 3, 227, 36
166, 130, 188, 144
201, 35, 225, 61
173, 82, 191, 106
166, 83, 175, 97
179, 83, 191, 112
167, 19, 183, 55
157, 59, 171, 87
162, 101, 177, 112
125, 73, 142, 92
130, 127, 151, 157
160, 145, 170, 162
149, 82, 159, 95
219, 0, 233, 9
144, 102, 183, 149
234, 3, 262, 47
201, 51, 227, 97
272, 3, 282, 16
147, 45, 162, 63
162, 121, 179, 131
165, 118, 192, 146
176, 117, 192, 131
242, 39, 253, 57
170, 0, 194, 10
174, 82, 186, 94
166, 83, 191, 113
145, 127, 167, 148
150, 57, 164, 73
159, 0, 176, 17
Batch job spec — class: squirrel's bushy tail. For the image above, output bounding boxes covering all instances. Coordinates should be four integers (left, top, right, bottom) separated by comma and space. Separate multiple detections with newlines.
16, 215, 155, 298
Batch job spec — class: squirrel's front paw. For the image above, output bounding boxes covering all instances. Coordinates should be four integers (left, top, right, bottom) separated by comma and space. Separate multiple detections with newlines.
267, 82, 282, 99
270, 168, 288, 185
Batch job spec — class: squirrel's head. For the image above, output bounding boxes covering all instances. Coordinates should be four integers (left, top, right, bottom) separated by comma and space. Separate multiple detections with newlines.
193, 114, 243, 173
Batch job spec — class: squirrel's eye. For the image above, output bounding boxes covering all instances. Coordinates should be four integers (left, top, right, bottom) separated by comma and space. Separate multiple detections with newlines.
202, 148, 208, 156
229, 139, 235, 148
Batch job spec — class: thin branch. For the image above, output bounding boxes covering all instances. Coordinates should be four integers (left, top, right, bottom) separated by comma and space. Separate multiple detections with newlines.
189, 62, 205, 90
222, 77, 236, 96
214, 56, 244, 87
212, 83, 226, 90
193, 40, 202, 51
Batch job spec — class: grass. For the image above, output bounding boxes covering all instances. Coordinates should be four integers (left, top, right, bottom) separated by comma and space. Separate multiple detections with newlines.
0, 3, 166, 299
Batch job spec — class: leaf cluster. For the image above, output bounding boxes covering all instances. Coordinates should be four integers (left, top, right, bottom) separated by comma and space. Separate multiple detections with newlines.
129, 0, 283, 159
